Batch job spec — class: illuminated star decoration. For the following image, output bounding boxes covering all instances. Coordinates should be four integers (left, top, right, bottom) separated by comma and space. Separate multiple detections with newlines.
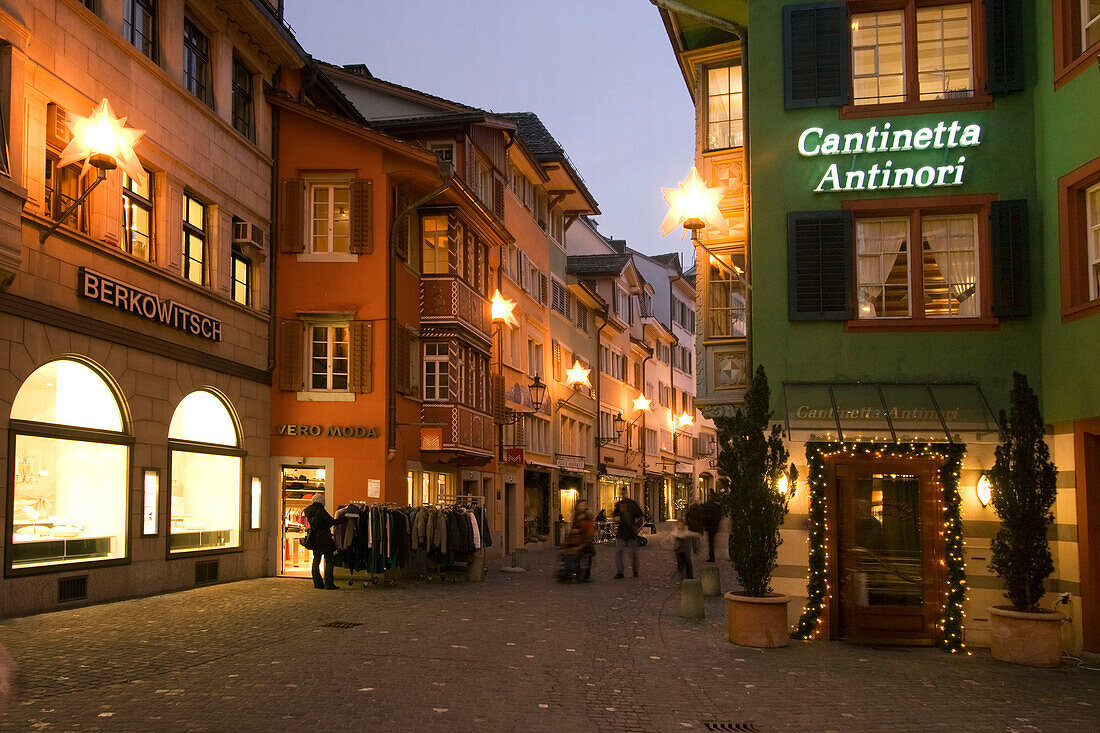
490, 289, 518, 328
659, 165, 725, 239
564, 360, 591, 389
632, 393, 652, 413
675, 411, 695, 429
58, 98, 146, 184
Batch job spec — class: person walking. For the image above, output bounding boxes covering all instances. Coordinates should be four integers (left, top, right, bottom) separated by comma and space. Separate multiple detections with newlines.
612, 489, 644, 579
303, 492, 346, 590
665, 518, 701, 579
697, 499, 723, 563
571, 499, 596, 581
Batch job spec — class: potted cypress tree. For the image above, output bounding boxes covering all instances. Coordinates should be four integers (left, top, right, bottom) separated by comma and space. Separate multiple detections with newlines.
713, 366, 796, 648
987, 371, 1065, 667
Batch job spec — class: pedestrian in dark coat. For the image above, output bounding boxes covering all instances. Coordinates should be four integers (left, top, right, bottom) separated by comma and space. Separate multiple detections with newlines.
303, 493, 346, 590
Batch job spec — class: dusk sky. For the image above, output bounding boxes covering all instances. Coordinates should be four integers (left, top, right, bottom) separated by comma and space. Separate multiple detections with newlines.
284, 0, 696, 261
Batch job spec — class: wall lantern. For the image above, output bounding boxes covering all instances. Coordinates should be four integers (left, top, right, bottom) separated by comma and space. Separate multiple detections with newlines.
776, 474, 790, 496
490, 289, 518, 327
42, 98, 146, 243
528, 375, 547, 411
659, 165, 725, 240
976, 474, 992, 507
598, 412, 626, 446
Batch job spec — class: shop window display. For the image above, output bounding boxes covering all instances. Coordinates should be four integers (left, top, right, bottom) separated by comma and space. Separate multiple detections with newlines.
168, 390, 241, 553
8, 359, 129, 570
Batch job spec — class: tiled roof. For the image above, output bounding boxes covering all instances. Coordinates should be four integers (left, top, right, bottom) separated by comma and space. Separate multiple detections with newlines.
566, 254, 633, 276
498, 112, 564, 158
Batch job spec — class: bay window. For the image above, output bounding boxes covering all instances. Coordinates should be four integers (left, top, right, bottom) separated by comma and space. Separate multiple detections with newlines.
706, 252, 747, 339
424, 342, 450, 401
706, 64, 744, 150
422, 214, 449, 274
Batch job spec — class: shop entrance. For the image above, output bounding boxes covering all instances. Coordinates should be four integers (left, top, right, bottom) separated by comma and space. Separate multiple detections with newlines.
834, 459, 942, 644
523, 470, 550, 542
279, 466, 326, 578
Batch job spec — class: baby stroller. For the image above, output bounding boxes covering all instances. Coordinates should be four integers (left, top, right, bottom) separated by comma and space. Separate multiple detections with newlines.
556, 530, 594, 582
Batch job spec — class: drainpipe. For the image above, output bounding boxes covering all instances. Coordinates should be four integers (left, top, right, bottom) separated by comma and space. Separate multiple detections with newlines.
387, 166, 453, 462
593, 304, 610, 470
639, 346, 653, 506
268, 105, 280, 375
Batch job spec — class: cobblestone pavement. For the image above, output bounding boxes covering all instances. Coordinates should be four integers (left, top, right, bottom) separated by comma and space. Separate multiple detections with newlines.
0, 538, 1098, 732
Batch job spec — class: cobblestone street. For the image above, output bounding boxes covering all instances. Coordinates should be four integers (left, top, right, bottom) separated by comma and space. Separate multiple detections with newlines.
0, 539, 1097, 732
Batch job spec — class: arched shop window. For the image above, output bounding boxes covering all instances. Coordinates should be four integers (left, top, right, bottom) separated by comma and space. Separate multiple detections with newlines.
167, 389, 243, 553
8, 358, 131, 572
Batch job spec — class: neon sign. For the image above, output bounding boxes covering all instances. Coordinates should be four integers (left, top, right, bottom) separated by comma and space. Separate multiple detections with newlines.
798, 120, 982, 193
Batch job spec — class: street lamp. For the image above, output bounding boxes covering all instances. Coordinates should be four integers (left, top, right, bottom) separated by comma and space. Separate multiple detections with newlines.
659, 165, 725, 241
42, 98, 145, 243
598, 412, 626, 446
502, 375, 546, 425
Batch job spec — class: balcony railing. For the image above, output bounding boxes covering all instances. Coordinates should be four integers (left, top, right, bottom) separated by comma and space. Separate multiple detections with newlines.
421, 276, 491, 341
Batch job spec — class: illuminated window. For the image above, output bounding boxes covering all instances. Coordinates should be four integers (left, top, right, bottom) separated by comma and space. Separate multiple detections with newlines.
8, 359, 128, 571
232, 56, 255, 142
124, 0, 156, 61
182, 193, 205, 285
168, 390, 242, 554
1086, 0, 1100, 50
310, 324, 349, 391
423, 343, 450, 401
850, 2, 973, 106
122, 171, 152, 261
231, 249, 251, 306
421, 214, 449, 274
310, 183, 350, 254
1088, 182, 1100, 300
183, 19, 213, 108
856, 212, 978, 319
706, 253, 747, 339
705, 64, 744, 150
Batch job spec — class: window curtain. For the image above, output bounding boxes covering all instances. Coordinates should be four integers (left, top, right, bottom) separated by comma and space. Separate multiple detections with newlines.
923, 217, 977, 316
857, 220, 907, 317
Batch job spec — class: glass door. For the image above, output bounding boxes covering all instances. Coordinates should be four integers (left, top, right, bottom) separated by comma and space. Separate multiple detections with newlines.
279, 466, 325, 577
836, 460, 942, 643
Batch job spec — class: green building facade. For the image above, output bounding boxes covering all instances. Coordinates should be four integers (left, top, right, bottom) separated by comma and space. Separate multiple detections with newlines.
656, 0, 1099, 651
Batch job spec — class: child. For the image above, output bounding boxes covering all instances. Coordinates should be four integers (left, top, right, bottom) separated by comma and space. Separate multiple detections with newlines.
667, 519, 701, 579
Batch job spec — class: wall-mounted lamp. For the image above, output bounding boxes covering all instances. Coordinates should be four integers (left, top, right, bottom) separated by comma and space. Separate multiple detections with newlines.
659, 165, 725, 241
41, 98, 145, 243
776, 474, 790, 496
976, 474, 992, 507
142, 468, 159, 536
632, 393, 652, 413
490, 289, 518, 327
250, 476, 262, 529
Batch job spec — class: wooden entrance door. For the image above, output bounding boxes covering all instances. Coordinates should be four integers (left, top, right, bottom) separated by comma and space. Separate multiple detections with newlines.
835, 459, 943, 643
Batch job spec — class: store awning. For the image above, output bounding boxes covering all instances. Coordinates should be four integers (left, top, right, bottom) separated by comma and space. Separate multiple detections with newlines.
782, 382, 1002, 445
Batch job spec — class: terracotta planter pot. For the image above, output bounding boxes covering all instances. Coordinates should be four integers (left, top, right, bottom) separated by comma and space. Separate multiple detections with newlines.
724, 591, 791, 648
988, 606, 1065, 668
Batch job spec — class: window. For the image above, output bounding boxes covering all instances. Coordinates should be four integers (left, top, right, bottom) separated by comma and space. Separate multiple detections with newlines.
422, 214, 449, 274
527, 416, 551, 455
182, 194, 205, 285
122, 171, 152, 260
850, 2, 974, 107
231, 57, 255, 141
124, 0, 156, 61
424, 343, 450, 401
551, 278, 572, 319
855, 211, 979, 319
707, 253, 747, 338
8, 359, 129, 572
659, 382, 670, 408
168, 390, 242, 554
45, 156, 87, 233
706, 64, 744, 150
1089, 183, 1100, 301
183, 19, 213, 108
310, 324, 349, 391
231, 249, 251, 306
527, 339, 543, 378
600, 410, 623, 447
309, 182, 350, 255
1086, 0, 1100, 49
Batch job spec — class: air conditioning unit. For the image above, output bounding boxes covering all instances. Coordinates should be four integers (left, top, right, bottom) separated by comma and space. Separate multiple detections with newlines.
233, 220, 265, 248
47, 103, 73, 149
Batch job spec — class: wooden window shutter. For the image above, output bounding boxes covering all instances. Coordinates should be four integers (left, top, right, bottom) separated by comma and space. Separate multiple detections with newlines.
492, 374, 506, 424
493, 175, 505, 220
393, 188, 410, 260
278, 319, 305, 391
350, 179, 373, 254
552, 340, 562, 381
349, 321, 373, 393
514, 416, 525, 447
787, 210, 853, 320
783, 3, 849, 109
990, 199, 1031, 318
409, 329, 421, 394
278, 179, 304, 253
395, 326, 410, 394
539, 273, 548, 306
985, 0, 1024, 94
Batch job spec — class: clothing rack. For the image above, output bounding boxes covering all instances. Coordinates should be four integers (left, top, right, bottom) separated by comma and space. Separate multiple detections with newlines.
420, 494, 487, 582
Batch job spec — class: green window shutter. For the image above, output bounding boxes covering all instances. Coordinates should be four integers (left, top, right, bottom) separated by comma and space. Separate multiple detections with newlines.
783, 3, 849, 109
787, 210, 853, 320
990, 199, 1030, 318
985, 0, 1024, 94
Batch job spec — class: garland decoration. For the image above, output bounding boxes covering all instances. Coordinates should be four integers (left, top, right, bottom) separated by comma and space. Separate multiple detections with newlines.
790, 442, 967, 653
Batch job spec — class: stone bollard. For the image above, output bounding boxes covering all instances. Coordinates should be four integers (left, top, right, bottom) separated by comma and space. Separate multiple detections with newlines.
680, 579, 705, 619
700, 565, 721, 597
511, 548, 530, 570
467, 553, 485, 582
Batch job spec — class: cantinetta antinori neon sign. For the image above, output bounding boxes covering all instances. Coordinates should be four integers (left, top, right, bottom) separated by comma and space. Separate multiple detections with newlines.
798, 120, 982, 193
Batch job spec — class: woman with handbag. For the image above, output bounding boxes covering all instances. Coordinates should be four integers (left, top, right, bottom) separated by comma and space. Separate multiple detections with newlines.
302, 492, 346, 590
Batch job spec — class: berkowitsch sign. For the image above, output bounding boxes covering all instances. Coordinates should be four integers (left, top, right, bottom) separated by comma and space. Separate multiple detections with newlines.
79, 268, 222, 342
